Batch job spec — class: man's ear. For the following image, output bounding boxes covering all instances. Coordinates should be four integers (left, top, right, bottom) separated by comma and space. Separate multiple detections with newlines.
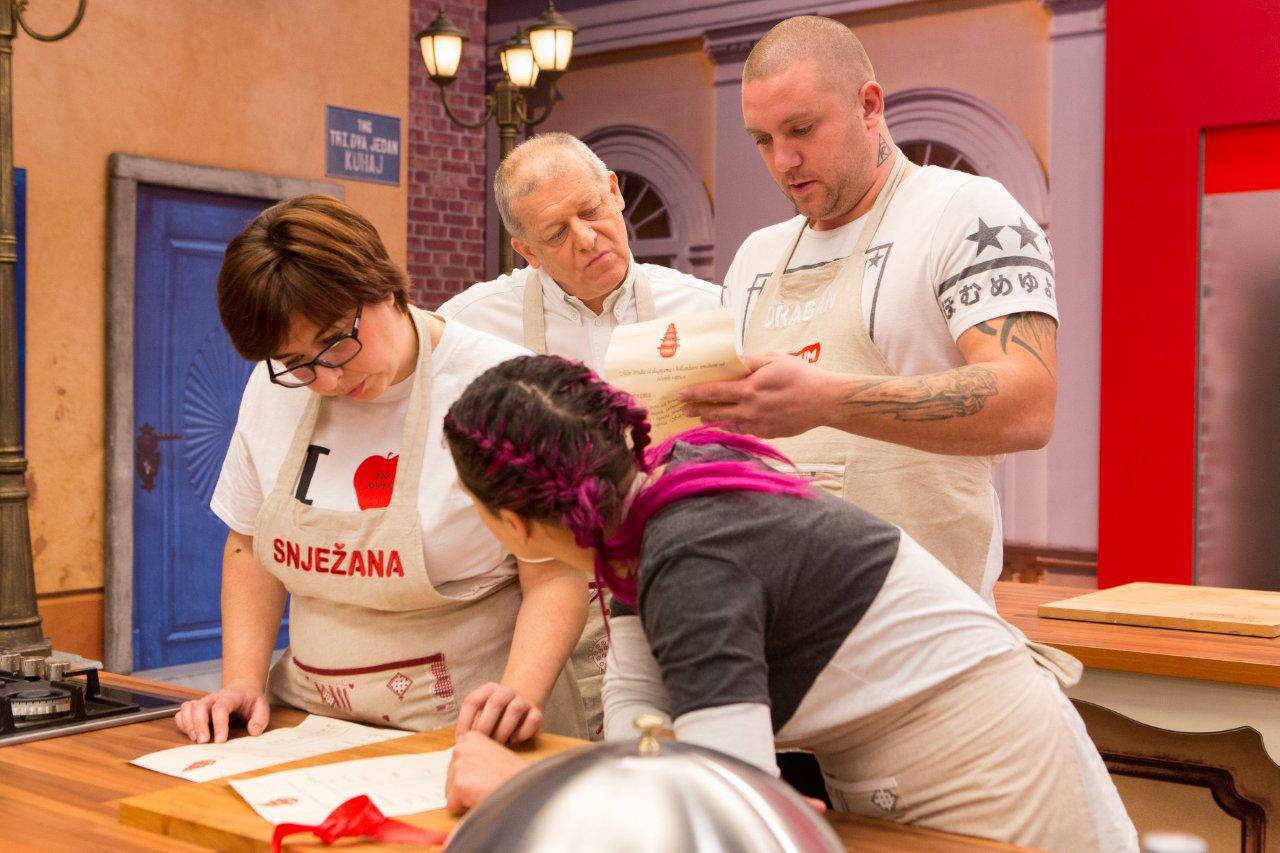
606, 171, 624, 212
859, 80, 885, 127
497, 507, 536, 545
512, 235, 541, 270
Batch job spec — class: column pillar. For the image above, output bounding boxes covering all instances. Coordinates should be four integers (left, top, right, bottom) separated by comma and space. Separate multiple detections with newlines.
1041, 0, 1106, 549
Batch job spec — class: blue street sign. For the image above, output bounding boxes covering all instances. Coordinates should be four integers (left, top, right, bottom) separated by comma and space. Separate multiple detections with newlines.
325, 105, 401, 186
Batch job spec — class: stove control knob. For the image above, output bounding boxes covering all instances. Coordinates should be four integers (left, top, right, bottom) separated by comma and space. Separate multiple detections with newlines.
0, 652, 22, 673
19, 656, 45, 679
45, 660, 70, 681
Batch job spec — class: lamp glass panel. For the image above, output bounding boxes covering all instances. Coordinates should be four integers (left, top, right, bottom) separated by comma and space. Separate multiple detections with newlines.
529, 27, 558, 70
555, 29, 574, 71
503, 46, 539, 88
431, 34, 464, 79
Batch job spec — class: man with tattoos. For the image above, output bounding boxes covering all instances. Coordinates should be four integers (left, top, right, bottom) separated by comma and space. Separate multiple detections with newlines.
683, 16, 1059, 600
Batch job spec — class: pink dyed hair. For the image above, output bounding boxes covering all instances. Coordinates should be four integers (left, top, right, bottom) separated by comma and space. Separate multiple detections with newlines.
443, 356, 814, 607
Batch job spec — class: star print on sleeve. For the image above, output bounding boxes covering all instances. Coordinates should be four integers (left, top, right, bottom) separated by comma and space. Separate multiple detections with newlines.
1007, 218, 1043, 252
964, 218, 1004, 256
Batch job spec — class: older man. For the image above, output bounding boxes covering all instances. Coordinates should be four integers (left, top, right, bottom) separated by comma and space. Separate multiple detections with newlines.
683, 16, 1060, 601
440, 133, 719, 741
439, 132, 721, 369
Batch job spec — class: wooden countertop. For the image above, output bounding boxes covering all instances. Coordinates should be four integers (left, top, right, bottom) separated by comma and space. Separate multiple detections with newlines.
996, 581, 1280, 688
1, 674, 1024, 852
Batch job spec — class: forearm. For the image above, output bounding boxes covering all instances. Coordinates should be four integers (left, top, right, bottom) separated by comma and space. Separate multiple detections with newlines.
674, 703, 779, 776
815, 359, 1054, 455
602, 615, 673, 741
220, 531, 287, 689
502, 563, 588, 707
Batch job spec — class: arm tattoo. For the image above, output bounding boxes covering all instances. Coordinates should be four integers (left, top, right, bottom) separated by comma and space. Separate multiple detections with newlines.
976, 312, 1057, 378
840, 366, 998, 422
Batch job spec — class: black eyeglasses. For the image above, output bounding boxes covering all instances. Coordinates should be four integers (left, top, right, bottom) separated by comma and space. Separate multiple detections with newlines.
266, 304, 364, 388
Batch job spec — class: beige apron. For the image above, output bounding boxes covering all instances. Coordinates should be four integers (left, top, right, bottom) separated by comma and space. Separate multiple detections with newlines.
801, 649, 1134, 852
743, 152, 997, 594
521, 266, 655, 739
256, 306, 585, 737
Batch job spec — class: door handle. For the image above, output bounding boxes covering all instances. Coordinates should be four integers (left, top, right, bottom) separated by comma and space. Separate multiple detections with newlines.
136, 423, 182, 492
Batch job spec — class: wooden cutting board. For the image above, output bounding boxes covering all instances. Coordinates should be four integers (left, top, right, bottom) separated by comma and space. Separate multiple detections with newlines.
1037, 582, 1280, 637
117, 727, 583, 852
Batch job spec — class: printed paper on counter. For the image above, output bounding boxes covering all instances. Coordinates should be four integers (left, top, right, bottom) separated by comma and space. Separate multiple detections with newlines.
230, 750, 454, 825
603, 309, 749, 442
130, 714, 413, 782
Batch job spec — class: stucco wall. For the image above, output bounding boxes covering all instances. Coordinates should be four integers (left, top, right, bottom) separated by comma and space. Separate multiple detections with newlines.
842, 0, 1050, 169
13, 0, 410, 595
520, 41, 717, 202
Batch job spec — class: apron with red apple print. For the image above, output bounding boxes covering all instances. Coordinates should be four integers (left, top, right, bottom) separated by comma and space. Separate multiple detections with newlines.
254, 306, 586, 736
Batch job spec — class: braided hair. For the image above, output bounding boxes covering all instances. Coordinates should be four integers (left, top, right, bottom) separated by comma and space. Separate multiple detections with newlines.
443, 355, 814, 606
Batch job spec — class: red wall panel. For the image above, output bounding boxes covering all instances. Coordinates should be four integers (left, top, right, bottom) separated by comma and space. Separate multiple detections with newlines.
1100, 2, 1280, 586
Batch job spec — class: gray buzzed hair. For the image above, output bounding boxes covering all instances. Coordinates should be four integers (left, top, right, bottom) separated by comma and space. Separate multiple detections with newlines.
743, 15, 875, 95
494, 132, 611, 240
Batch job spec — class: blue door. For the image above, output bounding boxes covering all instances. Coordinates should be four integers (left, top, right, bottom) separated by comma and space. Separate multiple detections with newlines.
132, 185, 288, 670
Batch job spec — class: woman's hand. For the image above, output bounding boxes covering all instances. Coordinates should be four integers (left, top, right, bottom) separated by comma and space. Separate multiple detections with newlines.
455, 681, 543, 745
174, 680, 270, 744
445, 731, 528, 814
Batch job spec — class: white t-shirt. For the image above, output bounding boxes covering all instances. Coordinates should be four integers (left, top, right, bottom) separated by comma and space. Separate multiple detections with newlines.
211, 316, 528, 586
723, 166, 1057, 598
438, 259, 723, 372
724, 166, 1058, 376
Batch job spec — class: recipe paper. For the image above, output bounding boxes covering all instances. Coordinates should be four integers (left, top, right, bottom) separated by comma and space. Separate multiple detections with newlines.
603, 309, 749, 443
229, 750, 454, 826
130, 714, 413, 782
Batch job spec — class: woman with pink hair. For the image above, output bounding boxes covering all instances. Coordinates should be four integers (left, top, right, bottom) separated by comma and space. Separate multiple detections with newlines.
441, 354, 1136, 853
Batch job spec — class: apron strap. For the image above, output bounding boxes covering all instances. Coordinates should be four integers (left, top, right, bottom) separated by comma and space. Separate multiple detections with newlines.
850, 151, 910, 256
388, 306, 435, 507
521, 271, 549, 355
748, 149, 911, 329
270, 387, 324, 500
523, 262, 654, 353
632, 264, 656, 323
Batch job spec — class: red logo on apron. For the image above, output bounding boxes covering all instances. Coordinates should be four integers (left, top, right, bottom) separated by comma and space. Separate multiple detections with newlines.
313, 681, 354, 712
354, 453, 398, 509
386, 672, 413, 700
658, 323, 680, 358
791, 342, 821, 363
430, 657, 454, 703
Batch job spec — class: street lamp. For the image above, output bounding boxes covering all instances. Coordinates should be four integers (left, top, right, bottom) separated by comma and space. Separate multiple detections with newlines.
415, 2, 578, 274
1, 0, 88, 657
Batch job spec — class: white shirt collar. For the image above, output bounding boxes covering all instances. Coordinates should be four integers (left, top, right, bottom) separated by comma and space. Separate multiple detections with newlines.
536, 255, 636, 322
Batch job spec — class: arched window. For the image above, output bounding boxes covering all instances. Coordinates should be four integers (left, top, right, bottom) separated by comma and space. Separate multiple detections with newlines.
580, 125, 715, 280
899, 141, 978, 175
885, 87, 1048, 227
617, 170, 677, 267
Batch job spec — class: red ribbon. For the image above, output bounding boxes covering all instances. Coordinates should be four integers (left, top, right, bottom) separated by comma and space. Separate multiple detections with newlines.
270, 795, 448, 852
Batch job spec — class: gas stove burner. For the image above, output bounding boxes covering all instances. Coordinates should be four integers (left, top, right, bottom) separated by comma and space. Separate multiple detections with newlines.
0, 649, 184, 746
0, 682, 72, 720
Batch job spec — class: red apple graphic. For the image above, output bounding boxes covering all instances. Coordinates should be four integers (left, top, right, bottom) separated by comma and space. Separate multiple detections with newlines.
354, 452, 398, 509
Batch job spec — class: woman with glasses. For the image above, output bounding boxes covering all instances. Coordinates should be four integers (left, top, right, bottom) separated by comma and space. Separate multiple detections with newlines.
173, 195, 589, 745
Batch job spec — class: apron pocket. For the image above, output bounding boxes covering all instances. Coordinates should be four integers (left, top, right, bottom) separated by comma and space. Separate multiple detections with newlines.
794, 462, 846, 499
823, 774, 904, 818
290, 651, 460, 728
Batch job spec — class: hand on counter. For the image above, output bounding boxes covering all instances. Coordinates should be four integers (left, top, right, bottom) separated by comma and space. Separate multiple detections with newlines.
445, 731, 527, 815
174, 680, 270, 744
455, 681, 542, 745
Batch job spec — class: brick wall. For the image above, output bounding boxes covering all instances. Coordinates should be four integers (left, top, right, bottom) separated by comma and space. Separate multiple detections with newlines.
408, 0, 489, 308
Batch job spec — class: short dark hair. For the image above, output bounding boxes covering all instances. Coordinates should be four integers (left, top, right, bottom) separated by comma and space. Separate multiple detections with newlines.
216, 194, 410, 360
